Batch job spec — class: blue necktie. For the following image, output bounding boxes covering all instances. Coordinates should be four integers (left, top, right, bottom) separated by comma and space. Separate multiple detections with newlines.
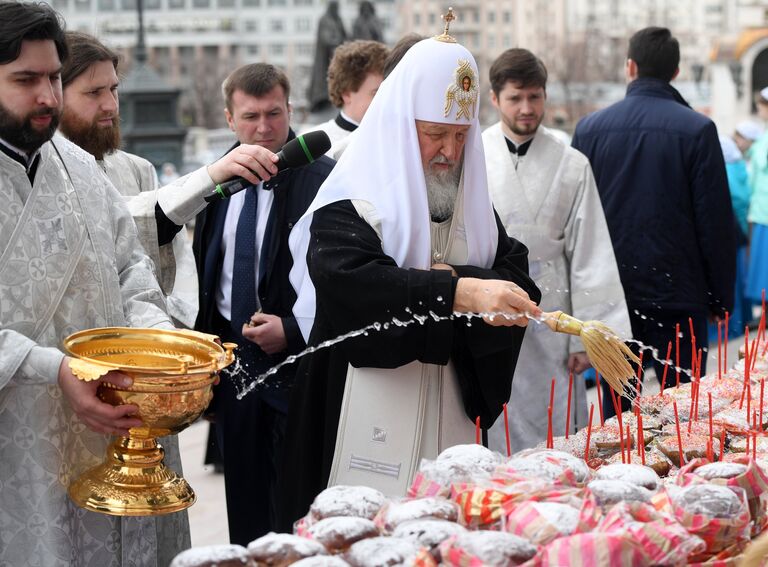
230, 185, 258, 336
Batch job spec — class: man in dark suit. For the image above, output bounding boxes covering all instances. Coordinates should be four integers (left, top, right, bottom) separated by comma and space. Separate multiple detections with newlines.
162, 63, 333, 544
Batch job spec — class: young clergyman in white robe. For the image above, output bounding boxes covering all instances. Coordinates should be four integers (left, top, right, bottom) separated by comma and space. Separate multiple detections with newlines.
483, 49, 631, 453
278, 33, 542, 530
300, 40, 387, 160
0, 5, 189, 563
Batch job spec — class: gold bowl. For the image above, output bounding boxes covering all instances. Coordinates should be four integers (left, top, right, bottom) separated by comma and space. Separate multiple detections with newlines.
63, 327, 236, 516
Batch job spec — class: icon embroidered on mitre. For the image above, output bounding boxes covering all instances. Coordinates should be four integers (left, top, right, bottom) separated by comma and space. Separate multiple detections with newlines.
444, 59, 478, 121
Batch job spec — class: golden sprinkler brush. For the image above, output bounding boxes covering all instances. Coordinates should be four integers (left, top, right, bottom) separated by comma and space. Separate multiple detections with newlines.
541, 310, 640, 395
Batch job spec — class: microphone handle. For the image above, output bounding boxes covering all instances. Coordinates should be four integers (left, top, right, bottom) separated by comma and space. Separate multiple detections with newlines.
203, 151, 289, 203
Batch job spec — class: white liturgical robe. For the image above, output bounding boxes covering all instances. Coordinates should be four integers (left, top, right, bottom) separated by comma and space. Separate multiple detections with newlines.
0, 135, 189, 566
483, 123, 631, 453
100, 150, 199, 328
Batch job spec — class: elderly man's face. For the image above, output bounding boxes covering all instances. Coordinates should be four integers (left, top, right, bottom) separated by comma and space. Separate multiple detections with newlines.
415, 119, 469, 175
0, 39, 62, 153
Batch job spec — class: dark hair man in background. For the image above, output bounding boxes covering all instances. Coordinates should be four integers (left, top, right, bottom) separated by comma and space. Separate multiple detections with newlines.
483, 48, 630, 453
572, 27, 736, 417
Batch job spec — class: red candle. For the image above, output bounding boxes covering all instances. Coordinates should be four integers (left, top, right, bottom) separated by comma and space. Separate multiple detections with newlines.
475, 416, 481, 445
584, 404, 594, 462
566, 371, 574, 439
717, 321, 722, 381
724, 312, 729, 369
549, 377, 556, 413
675, 323, 681, 388
761, 378, 765, 432
741, 328, 750, 410
611, 389, 625, 462
548, 377, 555, 449
626, 424, 632, 464
503, 403, 511, 458
638, 411, 646, 465
695, 349, 702, 421
751, 335, 760, 373
596, 371, 604, 426
547, 405, 553, 449
660, 341, 672, 395
708, 393, 714, 460
673, 400, 685, 466
689, 317, 696, 381
754, 431, 758, 461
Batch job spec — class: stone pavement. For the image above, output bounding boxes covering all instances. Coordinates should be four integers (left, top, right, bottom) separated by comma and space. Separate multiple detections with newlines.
178, 420, 228, 546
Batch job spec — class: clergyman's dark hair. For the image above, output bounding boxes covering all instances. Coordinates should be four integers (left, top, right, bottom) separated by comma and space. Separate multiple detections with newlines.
489, 48, 548, 96
0, 1, 67, 65
382, 33, 423, 79
62, 31, 119, 88
222, 63, 290, 111
627, 26, 679, 82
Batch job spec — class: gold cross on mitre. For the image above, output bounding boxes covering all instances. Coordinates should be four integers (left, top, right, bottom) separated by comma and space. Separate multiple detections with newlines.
434, 7, 457, 43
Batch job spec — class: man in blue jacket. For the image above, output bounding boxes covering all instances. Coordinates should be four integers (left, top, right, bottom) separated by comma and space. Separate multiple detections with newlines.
572, 27, 735, 417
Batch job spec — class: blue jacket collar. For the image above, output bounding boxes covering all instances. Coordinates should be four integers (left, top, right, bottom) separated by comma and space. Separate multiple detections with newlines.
626, 77, 691, 109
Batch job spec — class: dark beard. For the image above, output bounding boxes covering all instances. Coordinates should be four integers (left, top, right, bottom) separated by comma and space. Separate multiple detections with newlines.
0, 100, 59, 153
59, 111, 120, 160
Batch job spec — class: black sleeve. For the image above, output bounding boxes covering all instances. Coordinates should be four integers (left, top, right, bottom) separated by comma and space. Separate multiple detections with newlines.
308, 200, 456, 368
451, 211, 541, 428
155, 202, 184, 246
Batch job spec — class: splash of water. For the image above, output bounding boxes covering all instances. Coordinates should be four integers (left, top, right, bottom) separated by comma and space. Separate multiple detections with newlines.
229, 309, 680, 401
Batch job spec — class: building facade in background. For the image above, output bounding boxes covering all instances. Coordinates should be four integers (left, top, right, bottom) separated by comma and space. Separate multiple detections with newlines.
52, 0, 396, 128
51, 0, 768, 134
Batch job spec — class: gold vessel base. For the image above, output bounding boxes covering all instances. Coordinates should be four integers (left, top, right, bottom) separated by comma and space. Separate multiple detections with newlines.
68, 436, 195, 516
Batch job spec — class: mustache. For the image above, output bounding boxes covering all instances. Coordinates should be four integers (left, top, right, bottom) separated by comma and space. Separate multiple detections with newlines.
429, 155, 455, 166
31, 107, 58, 118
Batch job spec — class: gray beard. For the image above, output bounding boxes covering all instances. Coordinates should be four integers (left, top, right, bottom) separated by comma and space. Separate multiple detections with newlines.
425, 166, 460, 222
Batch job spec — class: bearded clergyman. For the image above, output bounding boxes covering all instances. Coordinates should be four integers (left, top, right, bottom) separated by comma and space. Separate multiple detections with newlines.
59, 31, 198, 328
0, 3, 188, 564
277, 27, 542, 530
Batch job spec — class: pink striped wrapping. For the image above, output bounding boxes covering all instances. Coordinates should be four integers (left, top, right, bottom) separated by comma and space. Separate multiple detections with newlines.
671, 485, 751, 558
408, 472, 453, 499
452, 483, 522, 528
535, 533, 652, 567
597, 501, 706, 564
677, 456, 768, 535
504, 501, 587, 545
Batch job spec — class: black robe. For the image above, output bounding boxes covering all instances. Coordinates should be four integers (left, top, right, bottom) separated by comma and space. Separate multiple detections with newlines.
276, 200, 541, 531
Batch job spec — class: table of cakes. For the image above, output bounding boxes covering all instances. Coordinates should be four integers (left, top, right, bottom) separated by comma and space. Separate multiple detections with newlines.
170, 347, 768, 567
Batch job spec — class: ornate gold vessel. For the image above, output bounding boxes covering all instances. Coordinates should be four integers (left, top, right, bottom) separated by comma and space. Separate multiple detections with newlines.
63, 327, 236, 516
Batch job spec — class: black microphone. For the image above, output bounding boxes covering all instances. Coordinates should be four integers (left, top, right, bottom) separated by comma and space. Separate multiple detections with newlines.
204, 130, 332, 202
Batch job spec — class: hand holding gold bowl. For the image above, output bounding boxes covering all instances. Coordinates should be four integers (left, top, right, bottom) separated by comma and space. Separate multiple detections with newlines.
63, 327, 236, 516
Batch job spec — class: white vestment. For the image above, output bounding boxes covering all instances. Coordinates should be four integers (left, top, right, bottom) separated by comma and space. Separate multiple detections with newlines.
300, 116, 354, 159
483, 123, 631, 453
0, 135, 190, 566
328, 194, 474, 496
100, 150, 199, 328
